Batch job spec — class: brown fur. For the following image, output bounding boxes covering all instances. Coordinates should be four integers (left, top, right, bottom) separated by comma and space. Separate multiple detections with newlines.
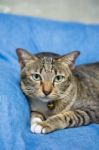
16, 48, 99, 134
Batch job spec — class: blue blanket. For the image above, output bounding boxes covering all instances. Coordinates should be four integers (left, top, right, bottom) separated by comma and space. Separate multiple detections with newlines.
0, 13, 99, 150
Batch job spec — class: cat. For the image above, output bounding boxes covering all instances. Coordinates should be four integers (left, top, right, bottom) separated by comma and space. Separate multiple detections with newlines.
16, 48, 99, 134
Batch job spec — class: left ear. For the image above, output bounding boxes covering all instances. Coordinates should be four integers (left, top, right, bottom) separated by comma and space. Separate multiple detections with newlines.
16, 48, 38, 68
57, 51, 80, 70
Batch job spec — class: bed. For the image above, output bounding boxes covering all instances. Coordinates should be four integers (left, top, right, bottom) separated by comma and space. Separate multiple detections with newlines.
0, 13, 99, 150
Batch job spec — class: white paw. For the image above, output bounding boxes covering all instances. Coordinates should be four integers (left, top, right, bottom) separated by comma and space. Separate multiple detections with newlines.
31, 117, 42, 124
31, 123, 43, 134
42, 128, 46, 134
31, 117, 46, 134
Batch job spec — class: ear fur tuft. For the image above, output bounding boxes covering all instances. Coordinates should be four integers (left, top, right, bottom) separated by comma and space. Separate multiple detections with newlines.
57, 51, 80, 70
16, 48, 37, 68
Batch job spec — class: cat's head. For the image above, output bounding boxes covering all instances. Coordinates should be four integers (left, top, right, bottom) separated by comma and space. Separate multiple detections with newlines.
16, 48, 80, 102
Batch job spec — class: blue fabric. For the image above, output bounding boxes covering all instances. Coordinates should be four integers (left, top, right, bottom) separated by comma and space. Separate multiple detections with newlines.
0, 13, 99, 150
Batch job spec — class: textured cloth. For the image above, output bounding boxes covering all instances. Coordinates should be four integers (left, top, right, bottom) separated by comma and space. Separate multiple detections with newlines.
0, 13, 99, 150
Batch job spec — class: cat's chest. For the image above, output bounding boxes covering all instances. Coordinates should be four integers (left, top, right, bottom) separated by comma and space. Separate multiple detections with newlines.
30, 98, 51, 118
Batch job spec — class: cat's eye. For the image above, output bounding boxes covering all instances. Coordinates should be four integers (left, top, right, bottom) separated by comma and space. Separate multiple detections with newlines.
54, 75, 65, 83
31, 73, 41, 81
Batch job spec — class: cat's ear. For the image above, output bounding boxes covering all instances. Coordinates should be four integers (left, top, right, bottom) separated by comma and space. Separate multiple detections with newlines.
57, 51, 80, 70
16, 48, 37, 68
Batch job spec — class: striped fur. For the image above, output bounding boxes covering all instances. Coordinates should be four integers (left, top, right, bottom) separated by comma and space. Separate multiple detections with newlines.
16, 48, 99, 133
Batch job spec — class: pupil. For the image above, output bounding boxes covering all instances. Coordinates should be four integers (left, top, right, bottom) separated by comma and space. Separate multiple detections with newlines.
35, 74, 39, 78
57, 76, 60, 80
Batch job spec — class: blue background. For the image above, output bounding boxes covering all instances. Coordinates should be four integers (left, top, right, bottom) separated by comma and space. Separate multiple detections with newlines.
0, 14, 99, 150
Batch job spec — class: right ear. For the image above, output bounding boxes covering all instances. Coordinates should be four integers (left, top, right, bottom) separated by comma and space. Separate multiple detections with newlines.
16, 48, 37, 68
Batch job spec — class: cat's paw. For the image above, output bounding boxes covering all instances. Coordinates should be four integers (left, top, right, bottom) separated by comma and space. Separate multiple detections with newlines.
31, 121, 53, 134
31, 117, 42, 124
31, 117, 43, 133
31, 123, 44, 134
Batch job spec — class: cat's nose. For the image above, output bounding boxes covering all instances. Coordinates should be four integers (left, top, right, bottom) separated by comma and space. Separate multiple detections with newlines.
42, 82, 53, 96
43, 90, 51, 96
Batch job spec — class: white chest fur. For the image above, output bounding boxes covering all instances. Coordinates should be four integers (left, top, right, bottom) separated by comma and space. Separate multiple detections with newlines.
30, 98, 50, 117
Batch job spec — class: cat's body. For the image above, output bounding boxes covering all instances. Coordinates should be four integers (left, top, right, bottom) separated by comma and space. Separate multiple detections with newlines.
16, 49, 99, 134
30, 62, 99, 120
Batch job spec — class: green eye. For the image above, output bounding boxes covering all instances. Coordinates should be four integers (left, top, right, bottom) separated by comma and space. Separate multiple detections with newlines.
32, 73, 41, 81
54, 75, 65, 83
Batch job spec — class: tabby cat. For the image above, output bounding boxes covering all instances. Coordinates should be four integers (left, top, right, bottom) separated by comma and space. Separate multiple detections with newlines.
16, 48, 99, 134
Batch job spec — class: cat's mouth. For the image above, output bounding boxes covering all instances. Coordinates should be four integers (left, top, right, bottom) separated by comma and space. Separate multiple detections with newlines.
39, 96, 54, 102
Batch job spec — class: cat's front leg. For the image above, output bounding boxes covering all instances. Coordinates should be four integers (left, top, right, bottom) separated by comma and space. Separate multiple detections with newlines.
35, 109, 92, 134
30, 111, 45, 133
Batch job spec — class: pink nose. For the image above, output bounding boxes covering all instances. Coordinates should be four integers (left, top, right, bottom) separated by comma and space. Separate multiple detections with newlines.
42, 82, 53, 96
43, 90, 52, 96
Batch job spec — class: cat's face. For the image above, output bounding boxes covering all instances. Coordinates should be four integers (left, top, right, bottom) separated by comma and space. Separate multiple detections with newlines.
16, 49, 80, 102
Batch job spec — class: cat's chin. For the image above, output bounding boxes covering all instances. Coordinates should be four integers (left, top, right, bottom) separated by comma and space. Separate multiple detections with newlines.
39, 97, 53, 103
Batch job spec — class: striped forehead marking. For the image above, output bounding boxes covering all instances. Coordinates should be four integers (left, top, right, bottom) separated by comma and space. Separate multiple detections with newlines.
42, 57, 53, 72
